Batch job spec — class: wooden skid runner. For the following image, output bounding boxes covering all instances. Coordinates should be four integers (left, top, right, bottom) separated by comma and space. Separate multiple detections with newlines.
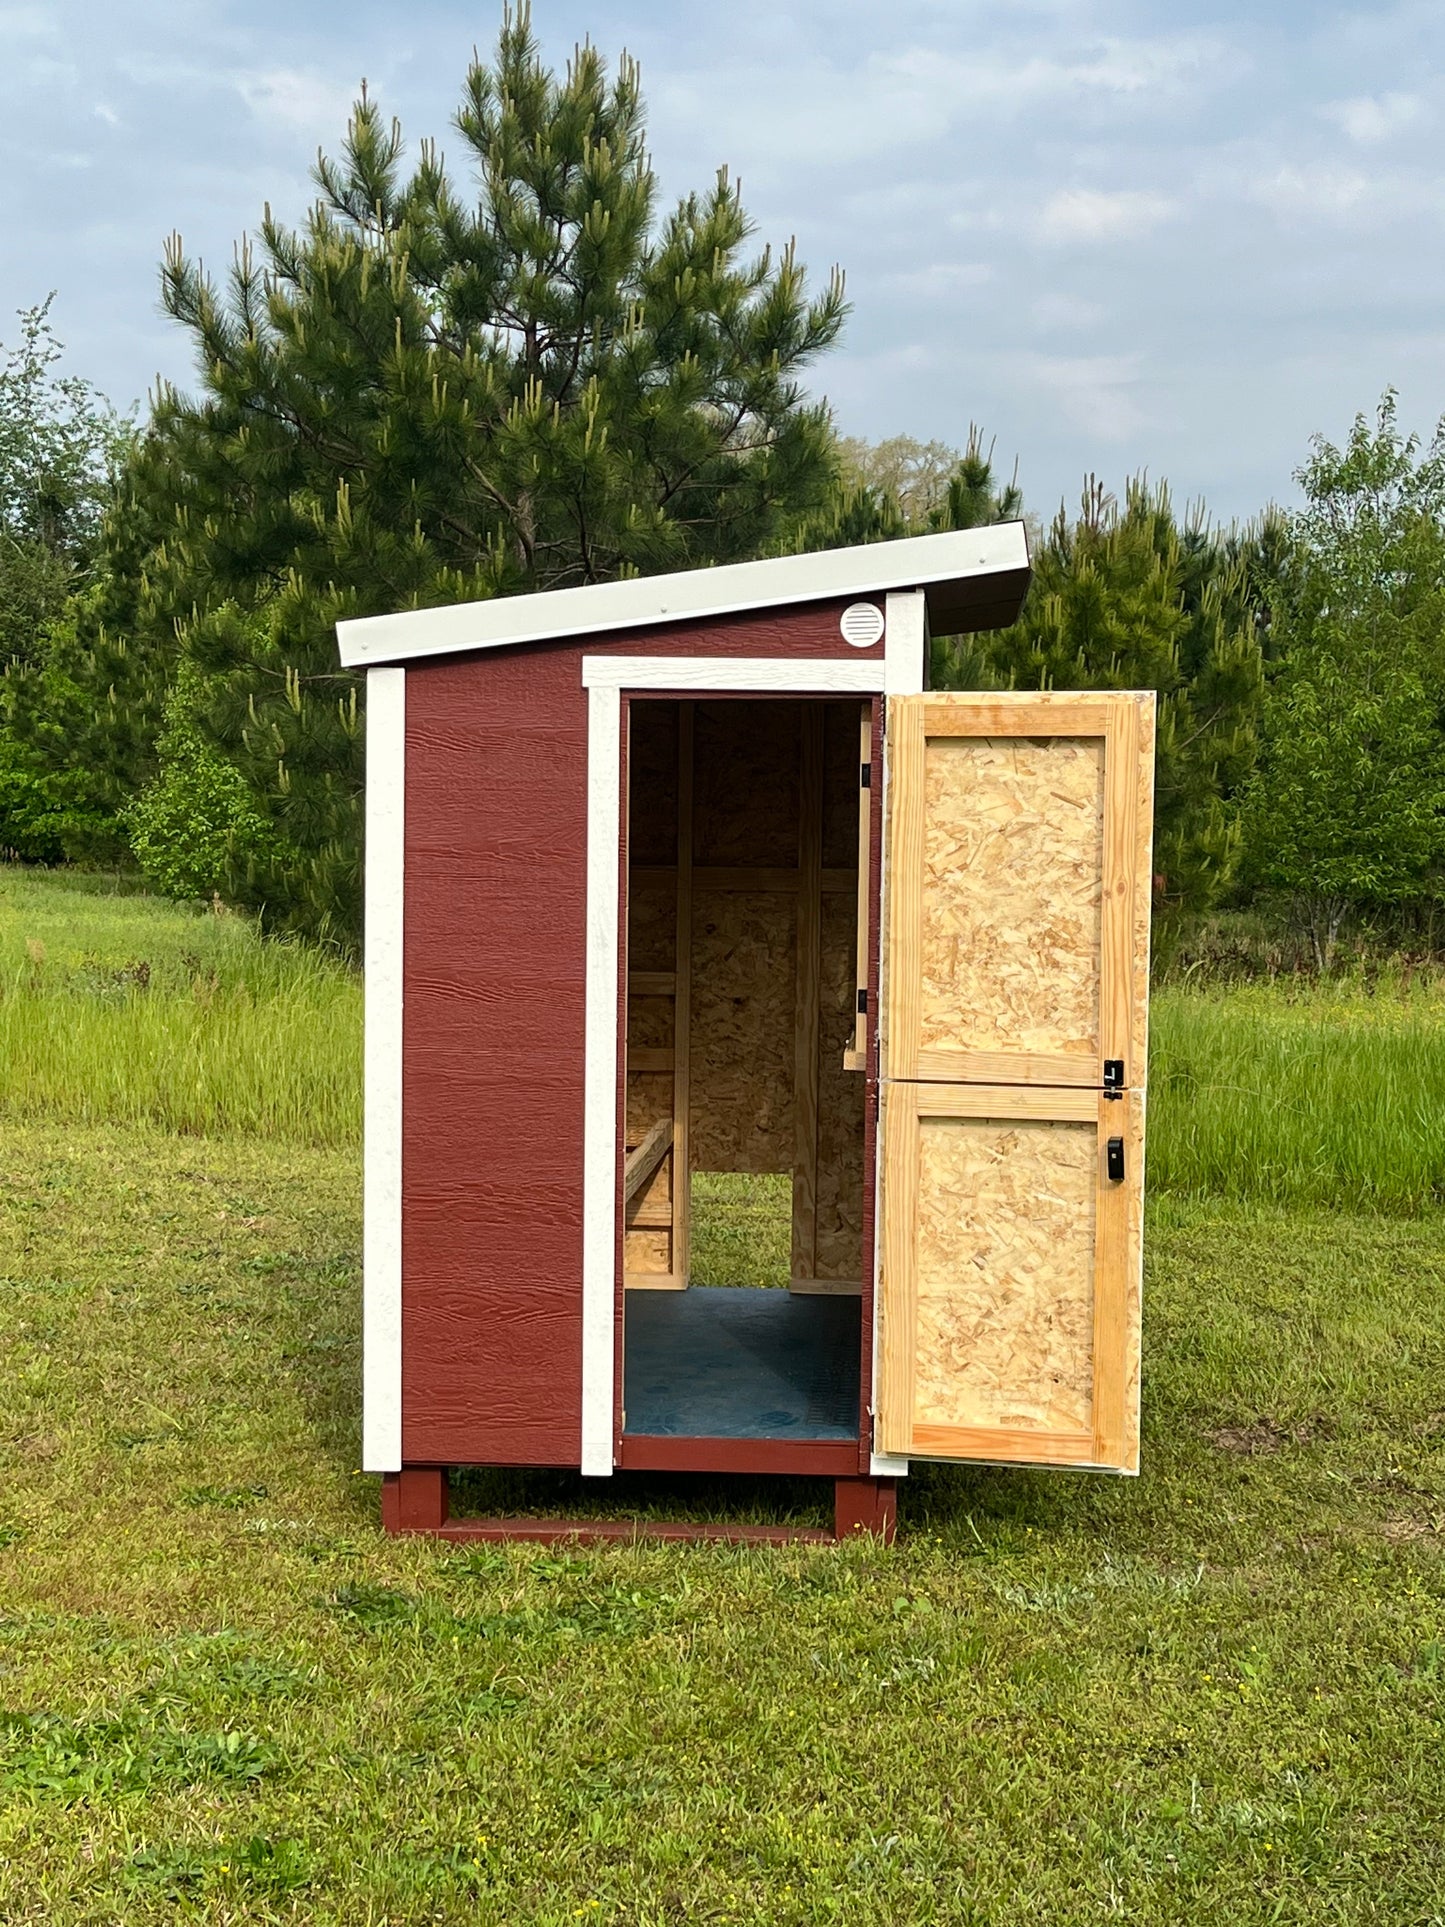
436, 1518, 837, 1546
381, 1470, 896, 1542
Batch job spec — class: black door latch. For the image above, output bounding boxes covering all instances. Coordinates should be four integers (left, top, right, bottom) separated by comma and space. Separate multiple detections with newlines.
1106, 1136, 1126, 1182
1103, 1059, 1125, 1098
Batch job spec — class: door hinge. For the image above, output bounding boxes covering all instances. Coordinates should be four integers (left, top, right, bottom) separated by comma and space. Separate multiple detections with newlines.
1103, 1059, 1125, 1098
857, 987, 868, 1015
860, 761, 871, 788
1106, 1136, 1126, 1182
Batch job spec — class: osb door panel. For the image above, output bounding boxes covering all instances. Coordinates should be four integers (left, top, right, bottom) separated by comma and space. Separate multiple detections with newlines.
877, 693, 1154, 1472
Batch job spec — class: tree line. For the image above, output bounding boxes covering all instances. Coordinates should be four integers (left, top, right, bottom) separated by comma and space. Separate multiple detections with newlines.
2, 9, 1442, 970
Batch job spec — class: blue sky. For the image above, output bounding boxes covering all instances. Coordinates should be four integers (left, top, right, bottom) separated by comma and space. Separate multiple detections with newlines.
3, 0, 1442, 523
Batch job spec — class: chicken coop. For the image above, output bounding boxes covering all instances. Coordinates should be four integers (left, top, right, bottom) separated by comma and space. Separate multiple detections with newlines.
335, 526, 1155, 1543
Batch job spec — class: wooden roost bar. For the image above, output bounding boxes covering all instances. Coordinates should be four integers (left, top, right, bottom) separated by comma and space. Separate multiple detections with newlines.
336, 528, 1155, 1544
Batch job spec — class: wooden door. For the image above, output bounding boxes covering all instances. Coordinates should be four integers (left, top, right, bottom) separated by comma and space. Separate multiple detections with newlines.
876, 692, 1155, 1471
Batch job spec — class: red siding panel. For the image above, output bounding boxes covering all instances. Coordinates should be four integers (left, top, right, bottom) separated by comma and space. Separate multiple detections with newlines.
615, 600, 883, 663
400, 599, 879, 1469
403, 644, 589, 1465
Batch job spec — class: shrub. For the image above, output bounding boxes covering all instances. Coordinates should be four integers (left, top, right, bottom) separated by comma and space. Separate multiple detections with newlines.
125, 672, 273, 900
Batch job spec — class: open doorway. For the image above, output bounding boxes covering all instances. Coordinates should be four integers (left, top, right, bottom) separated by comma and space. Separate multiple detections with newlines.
620, 696, 869, 1441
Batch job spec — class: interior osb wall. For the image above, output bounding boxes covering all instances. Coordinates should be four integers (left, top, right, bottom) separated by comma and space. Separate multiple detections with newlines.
625, 698, 865, 1285
920, 736, 1104, 1060
913, 1115, 1097, 1433
624, 712, 682, 1279
690, 886, 797, 1169
624, 710, 678, 1275
822, 703, 862, 870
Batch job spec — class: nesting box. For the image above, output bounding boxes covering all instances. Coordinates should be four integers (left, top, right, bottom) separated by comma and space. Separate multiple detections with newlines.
336, 527, 1155, 1543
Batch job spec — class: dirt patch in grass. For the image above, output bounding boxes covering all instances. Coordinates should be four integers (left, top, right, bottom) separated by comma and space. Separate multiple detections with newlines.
1379, 1515, 1442, 1543
1206, 1418, 1322, 1456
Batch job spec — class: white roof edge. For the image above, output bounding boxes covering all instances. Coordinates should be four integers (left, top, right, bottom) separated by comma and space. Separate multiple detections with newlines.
336, 523, 1030, 669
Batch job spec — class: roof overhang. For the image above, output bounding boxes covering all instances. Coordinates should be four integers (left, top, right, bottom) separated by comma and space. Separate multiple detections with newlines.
336, 523, 1031, 671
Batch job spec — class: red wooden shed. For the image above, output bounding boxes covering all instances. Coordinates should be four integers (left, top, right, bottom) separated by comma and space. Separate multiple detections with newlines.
336, 526, 1156, 1543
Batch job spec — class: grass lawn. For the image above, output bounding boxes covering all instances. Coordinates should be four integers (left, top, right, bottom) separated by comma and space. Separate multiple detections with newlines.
1, 870, 1443, 1923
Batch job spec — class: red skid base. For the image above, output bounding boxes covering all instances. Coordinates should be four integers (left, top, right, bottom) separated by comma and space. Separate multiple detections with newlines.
380, 1467, 897, 1545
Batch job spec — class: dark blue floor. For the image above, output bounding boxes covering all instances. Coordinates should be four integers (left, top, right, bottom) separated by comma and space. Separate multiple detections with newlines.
623, 1287, 861, 1439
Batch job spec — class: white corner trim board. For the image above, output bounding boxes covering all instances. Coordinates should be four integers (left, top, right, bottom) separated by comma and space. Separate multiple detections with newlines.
580, 677, 623, 1477
362, 667, 406, 1474
577, 649, 929, 1479
338, 524, 1028, 669
883, 590, 927, 697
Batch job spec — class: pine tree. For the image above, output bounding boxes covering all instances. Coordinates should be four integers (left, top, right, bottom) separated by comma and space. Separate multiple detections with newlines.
128, 9, 847, 945
928, 431, 1022, 535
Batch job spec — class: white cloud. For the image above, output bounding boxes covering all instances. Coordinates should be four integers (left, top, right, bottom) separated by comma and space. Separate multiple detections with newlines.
0, 5, 57, 37
235, 67, 357, 137
5, 0, 1445, 533
884, 261, 995, 300
1322, 91, 1424, 144
879, 33, 1234, 111
649, 27, 1233, 172
1030, 292, 1107, 334
820, 338, 947, 415
93, 102, 119, 127
1024, 354, 1148, 441
1248, 163, 1373, 220
1035, 188, 1178, 244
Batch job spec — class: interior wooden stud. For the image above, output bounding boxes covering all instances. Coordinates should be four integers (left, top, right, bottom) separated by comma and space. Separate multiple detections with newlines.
791, 705, 823, 1284
671, 703, 695, 1287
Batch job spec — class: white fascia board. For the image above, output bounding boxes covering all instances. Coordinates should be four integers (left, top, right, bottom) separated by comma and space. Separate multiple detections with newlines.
337, 523, 1029, 670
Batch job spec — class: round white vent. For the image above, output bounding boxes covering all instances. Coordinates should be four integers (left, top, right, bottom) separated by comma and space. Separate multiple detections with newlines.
839, 600, 886, 649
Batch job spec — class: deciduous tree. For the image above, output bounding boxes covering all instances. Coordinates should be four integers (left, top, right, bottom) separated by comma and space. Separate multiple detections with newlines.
1241, 394, 1445, 964
0, 296, 125, 667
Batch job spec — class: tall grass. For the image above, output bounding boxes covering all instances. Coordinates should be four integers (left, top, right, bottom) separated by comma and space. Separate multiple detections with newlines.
1150, 982, 1445, 1212
0, 868, 361, 1144
5, 867, 1445, 1210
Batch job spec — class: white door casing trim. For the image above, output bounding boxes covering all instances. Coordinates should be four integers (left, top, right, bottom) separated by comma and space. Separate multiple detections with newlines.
580, 676, 624, 1476
579, 625, 926, 1477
